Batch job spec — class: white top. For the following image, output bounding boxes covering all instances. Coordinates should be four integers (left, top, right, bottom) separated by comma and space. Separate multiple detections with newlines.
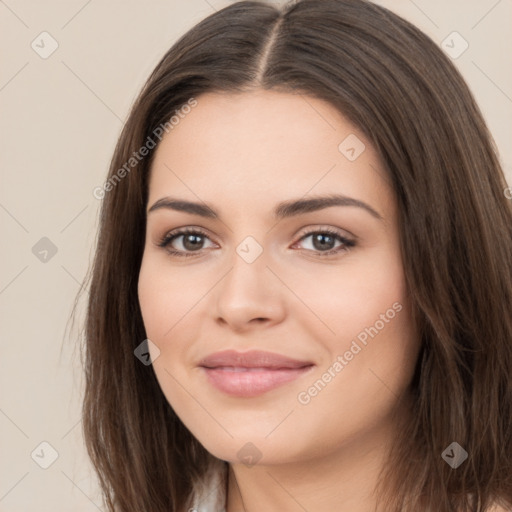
185, 464, 510, 512
187, 460, 227, 512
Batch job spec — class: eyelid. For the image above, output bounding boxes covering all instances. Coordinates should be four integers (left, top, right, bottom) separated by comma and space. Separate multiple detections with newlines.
294, 224, 355, 241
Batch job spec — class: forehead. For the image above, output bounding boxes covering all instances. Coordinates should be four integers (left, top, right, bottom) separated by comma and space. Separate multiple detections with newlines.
147, 90, 395, 222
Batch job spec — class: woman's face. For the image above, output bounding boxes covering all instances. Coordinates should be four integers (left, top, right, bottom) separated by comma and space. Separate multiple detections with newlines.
138, 90, 420, 465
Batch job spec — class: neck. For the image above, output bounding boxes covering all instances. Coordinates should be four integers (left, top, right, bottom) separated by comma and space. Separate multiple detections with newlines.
226, 396, 412, 512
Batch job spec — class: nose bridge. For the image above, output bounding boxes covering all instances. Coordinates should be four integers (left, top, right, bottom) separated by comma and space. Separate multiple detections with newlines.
224, 233, 272, 297
214, 232, 285, 326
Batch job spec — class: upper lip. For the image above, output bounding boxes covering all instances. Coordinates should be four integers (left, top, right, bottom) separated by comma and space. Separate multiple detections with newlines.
198, 350, 313, 369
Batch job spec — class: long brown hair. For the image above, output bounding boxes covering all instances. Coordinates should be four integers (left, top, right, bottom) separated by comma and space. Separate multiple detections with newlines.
77, 1, 512, 510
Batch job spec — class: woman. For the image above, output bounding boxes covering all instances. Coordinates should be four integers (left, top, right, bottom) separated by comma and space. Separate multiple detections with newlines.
79, 0, 512, 510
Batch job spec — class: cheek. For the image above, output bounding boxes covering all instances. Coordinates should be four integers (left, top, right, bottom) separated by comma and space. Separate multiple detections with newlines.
288, 242, 416, 418
137, 256, 213, 397
137, 258, 192, 410
289, 243, 408, 347
138, 260, 166, 339
137, 255, 207, 340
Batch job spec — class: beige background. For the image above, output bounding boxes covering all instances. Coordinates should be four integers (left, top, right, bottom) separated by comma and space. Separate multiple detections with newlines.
1, 1, 511, 510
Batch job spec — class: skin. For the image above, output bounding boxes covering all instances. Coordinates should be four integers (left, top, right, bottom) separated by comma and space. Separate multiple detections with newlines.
137, 89, 421, 512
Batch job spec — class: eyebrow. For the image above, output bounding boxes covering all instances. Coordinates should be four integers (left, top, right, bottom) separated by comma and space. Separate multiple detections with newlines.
147, 193, 383, 221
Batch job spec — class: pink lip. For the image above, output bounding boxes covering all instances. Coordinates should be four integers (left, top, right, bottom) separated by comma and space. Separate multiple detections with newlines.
198, 350, 314, 397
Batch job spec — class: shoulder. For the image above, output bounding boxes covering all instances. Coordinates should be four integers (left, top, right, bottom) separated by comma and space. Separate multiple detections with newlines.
188, 460, 228, 512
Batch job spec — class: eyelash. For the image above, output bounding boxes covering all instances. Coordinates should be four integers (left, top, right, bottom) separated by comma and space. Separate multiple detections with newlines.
157, 227, 356, 259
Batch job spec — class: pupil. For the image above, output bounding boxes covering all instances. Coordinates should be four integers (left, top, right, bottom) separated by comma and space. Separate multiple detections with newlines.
313, 233, 334, 251
184, 234, 203, 251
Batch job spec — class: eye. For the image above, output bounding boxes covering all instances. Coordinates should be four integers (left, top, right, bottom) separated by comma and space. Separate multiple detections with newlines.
292, 227, 356, 257
157, 228, 215, 258
157, 226, 356, 258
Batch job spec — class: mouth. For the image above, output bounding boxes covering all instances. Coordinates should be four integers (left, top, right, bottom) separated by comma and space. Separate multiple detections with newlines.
198, 350, 315, 397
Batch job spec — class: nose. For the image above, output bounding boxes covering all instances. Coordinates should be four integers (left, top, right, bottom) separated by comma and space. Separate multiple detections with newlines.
214, 243, 286, 332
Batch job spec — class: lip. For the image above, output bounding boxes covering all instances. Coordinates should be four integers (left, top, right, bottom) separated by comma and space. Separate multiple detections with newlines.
198, 350, 315, 397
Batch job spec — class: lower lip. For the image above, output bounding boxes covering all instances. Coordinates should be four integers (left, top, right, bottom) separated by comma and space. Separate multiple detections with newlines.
200, 366, 314, 397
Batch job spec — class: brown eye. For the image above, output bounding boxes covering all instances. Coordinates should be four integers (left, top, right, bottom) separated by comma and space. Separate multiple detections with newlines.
158, 228, 215, 257
294, 228, 356, 257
